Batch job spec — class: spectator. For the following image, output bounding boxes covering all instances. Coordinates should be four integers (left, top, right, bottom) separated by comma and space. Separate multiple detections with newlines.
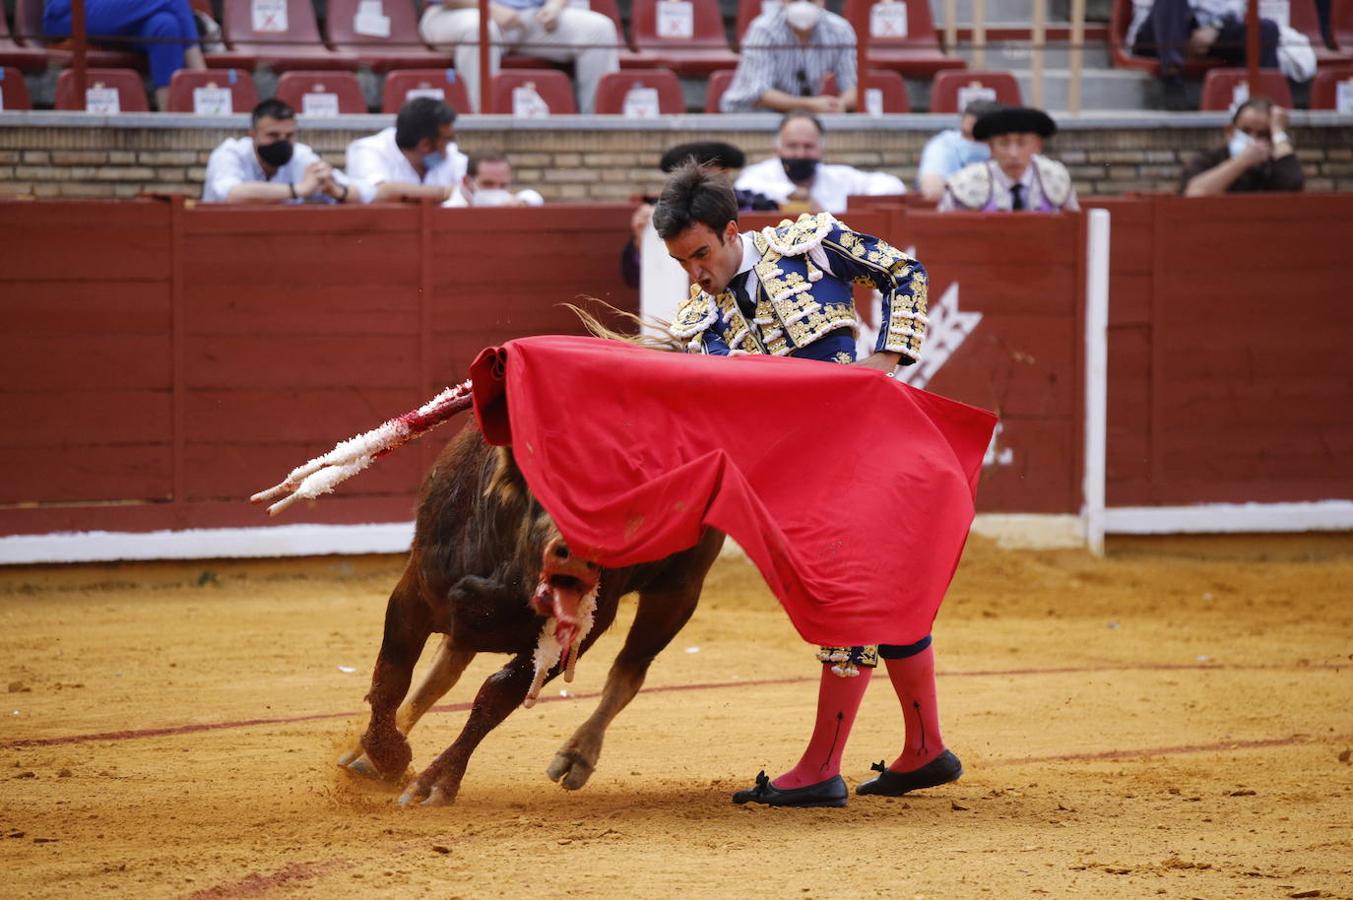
346, 97, 468, 204
735, 112, 905, 214
202, 99, 355, 205
916, 100, 1003, 202
940, 106, 1079, 212
1180, 97, 1303, 196
720, 0, 858, 113
622, 141, 780, 289
42, 0, 206, 111
419, 0, 619, 114
447, 152, 545, 207
1125, 0, 1280, 110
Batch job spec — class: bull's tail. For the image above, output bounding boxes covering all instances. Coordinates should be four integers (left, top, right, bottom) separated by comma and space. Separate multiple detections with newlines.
250, 379, 474, 516
563, 299, 686, 353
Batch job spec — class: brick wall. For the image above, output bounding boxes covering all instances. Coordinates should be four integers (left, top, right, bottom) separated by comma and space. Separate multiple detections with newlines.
1, 113, 1350, 200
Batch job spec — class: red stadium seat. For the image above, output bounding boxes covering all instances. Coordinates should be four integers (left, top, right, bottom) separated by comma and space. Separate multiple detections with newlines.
54, 67, 149, 112
381, 68, 472, 113
630, 0, 739, 76
704, 67, 735, 111
584, 0, 661, 68
490, 69, 577, 115
1309, 65, 1353, 109
0, 5, 46, 73
593, 68, 685, 114
841, 0, 965, 77
1198, 68, 1293, 110
1108, 0, 1221, 75
734, 0, 780, 46
13, 0, 142, 70
1337, 0, 1353, 53
324, 0, 448, 72
0, 65, 33, 108
930, 69, 1023, 112
216, 0, 359, 71
823, 69, 911, 112
166, 68, 259, 113
1289, 0, 1353, 64
275, 70, 367, 114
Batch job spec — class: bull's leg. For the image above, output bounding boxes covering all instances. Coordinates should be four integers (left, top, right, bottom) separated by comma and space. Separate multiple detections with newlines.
545, 585, 699, 791
339, 636, 477, 775
355, 568, 433, 781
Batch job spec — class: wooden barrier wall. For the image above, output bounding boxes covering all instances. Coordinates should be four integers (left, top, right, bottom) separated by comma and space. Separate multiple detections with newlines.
1, 195, 1349, 543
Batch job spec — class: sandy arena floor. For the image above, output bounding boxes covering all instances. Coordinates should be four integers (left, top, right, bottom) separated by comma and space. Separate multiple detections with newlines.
1, 535, 1351, 898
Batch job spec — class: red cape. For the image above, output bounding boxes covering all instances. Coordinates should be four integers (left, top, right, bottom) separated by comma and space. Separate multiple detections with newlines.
470, 336, 995, 647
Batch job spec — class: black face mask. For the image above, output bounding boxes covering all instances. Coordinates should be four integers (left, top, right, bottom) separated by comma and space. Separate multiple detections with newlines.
781, 156, 818, 184
256, 139, 294, 168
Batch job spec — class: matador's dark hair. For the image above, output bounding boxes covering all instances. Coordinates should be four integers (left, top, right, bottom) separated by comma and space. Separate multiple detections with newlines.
651, 161, 739, 242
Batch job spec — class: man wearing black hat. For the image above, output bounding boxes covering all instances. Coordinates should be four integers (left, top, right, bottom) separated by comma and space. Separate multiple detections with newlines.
939, 107, 1079, 213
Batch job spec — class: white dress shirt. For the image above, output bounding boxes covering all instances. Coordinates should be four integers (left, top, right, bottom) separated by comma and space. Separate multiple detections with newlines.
344, 127, 468, 204
202, 136, 350, 204
735, 157, 905, 214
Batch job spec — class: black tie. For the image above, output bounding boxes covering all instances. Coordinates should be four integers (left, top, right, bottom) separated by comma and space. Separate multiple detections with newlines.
729, 271, 755, 318
1010, 183, 1026, 211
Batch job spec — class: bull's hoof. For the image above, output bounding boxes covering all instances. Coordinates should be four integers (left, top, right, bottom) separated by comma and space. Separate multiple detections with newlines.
398, 777, 457, 808
338, 753, 387, 780
546, 750, 595, 791
360, 731, 413, 780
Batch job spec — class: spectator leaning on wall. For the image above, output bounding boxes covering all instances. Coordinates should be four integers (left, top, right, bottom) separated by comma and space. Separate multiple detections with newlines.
202, 99, 355, 205
1180, 97, 1304, 196
939, 106, 1079, 213
735, 112, 905, 215
346, 97, 469, 204
720, 0, 859, 113
916, 100, 1002, 202
446, 152, 545, 207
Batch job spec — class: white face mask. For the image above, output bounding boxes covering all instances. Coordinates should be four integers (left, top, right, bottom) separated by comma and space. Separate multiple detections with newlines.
784, 0, 822, 31
1227, 129, 1251, 159
471, 188, 516, 207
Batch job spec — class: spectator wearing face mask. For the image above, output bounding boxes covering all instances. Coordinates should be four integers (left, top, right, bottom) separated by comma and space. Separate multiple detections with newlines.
720, 0, 860, 113
202, 99, 355, 204
1179, 97, 1303, 196
939, 106, 1078, 213
916, 100, 1003, 202
345, 97, 468, 204
445, 152, 545, 207
735, 111, 905, 215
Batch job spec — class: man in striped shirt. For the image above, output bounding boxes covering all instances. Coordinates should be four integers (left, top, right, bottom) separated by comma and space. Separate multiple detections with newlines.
720, 0, 859, 113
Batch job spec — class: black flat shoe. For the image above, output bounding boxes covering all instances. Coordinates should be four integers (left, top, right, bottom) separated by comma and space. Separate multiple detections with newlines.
855, 750, 963, 796
731, 770, 848, 808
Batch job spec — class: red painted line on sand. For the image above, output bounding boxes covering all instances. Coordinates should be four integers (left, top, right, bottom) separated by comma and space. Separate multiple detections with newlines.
2, 662, 1341, 751
182, 859, 350, 900
991, 732, 1353, 767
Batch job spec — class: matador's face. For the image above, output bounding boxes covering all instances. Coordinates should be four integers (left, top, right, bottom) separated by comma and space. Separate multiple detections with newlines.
664, 220, 743, 296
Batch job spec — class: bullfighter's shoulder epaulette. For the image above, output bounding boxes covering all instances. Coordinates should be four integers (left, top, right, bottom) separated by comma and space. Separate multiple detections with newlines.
1033, 155, 1073, 208
946, 161, 992, 210
670, 284, 717, 341
759, 211, 836, 258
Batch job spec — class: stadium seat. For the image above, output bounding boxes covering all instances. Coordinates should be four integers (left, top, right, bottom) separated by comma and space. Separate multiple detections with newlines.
1108, 0, 1221, 75
275, 70, 367, 114
166, 68, 259, 114
0, 5, 46, 72
13, 0, 143, 70
490, 69, 577, 115
1337, 0, 1353, 53
381, 68, 472, 113
930, 69, 1023, 112
593, 68, 685, 114
735, 0, 780, 46
840, 0, 965, 77
704, 67, 735, 111
630, 0, 739, 76
1198, 68, 1293, 110
823, 69, 911, 113
584, 0, 661, 68
1289, 0, 1353, 65
216, 0, 359, 71
54, 67, 149, 112
0, 65, 32, 109
324, 0, 448, 71
1309, 65, 1353, 109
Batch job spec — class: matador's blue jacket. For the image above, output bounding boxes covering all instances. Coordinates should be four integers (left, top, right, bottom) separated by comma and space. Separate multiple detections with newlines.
669, 212, 929, 366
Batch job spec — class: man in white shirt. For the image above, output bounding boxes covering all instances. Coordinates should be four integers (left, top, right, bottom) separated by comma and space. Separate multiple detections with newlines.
202, 99, 355, 204
419, 0, 619, 114
345, 97, 469, 204
939, 107, 1079, 213
446, 152, 545, 207
1126, 0, 1280, 109
720, 0, 859, 113
734, 111, 905, 215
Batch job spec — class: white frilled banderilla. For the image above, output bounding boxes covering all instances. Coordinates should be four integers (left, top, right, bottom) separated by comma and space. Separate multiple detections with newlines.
250, 379, 601, 707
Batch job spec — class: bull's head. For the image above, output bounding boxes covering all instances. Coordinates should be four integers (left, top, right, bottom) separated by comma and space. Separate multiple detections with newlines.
523, 537, 601, 708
